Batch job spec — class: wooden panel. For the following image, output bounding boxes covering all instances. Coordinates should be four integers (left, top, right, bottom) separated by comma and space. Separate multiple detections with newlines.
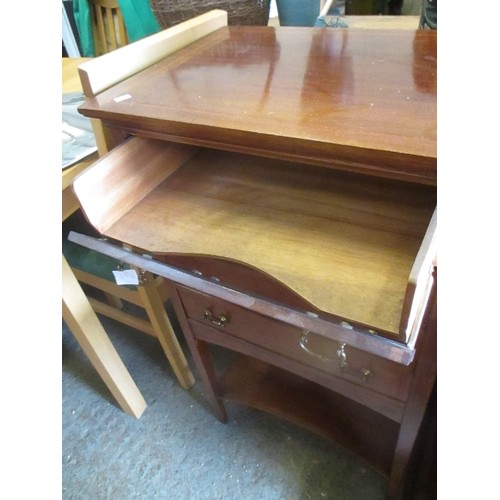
78, 27, 437, 183
189, 319, 406, 423
62, 57, 91, 93
219, 354, 400, 476
400, 208, 437, 342
72, 136, 197, 233
156, 254, 321, 312
177, 284, 412, 402
62, 255, 147, 418
344, 15, 420, 29
87, 144, 436, 334
62, 158, 97, 221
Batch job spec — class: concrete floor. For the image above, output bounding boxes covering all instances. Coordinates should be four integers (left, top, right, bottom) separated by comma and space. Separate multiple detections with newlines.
62, 304, 389, 499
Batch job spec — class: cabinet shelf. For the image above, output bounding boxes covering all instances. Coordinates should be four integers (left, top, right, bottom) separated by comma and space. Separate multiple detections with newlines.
219, 353, 399, 476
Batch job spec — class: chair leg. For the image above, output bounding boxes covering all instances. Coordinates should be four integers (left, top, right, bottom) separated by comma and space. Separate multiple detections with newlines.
62, 255, 147, 418
136, 269, 195, 390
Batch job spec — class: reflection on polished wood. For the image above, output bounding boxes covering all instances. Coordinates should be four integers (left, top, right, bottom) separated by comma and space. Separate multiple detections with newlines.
79, 27, 436, 183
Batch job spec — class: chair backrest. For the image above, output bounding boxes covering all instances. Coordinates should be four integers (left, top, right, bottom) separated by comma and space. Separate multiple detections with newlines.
89, 0, 128, 56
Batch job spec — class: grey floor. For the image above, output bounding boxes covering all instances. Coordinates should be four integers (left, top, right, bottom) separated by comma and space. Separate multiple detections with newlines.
62, 301, 390, 500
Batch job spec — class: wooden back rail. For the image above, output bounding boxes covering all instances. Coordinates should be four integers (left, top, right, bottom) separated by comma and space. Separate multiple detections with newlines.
77, 9, 228, 154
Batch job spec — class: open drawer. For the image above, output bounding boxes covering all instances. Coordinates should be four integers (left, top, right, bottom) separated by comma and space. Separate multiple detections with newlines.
71, 136, 436, 356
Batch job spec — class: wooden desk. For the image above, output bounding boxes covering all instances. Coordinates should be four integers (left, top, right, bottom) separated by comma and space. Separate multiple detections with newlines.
62, 58, 147, 418
70, 15, 437, 498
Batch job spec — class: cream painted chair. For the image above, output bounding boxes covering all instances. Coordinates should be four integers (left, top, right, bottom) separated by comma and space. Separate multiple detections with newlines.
63, 233, 195, 390
63, 12, 229, 407
89, 0, 128, 56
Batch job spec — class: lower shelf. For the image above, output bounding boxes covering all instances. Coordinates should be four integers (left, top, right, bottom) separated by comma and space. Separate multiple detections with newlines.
218, 353, 400, 476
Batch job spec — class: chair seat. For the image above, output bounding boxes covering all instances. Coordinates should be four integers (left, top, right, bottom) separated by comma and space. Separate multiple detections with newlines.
63, 238, 134, 287
63, 218, 195, 390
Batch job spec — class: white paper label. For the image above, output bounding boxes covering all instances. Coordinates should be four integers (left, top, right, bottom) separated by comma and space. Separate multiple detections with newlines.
113, 94, 132, 103
112, 269, 139, 286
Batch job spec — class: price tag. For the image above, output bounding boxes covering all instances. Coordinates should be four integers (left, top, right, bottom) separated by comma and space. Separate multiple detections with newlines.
112, 269, 139, 286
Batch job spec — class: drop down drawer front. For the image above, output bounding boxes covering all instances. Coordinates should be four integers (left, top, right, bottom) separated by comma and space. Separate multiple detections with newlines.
72, 136, 436, 347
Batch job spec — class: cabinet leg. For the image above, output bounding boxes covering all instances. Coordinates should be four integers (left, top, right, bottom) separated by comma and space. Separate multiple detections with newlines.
388, 271, 437, 499
168, 284, 228, 422
196, 339, 228, 422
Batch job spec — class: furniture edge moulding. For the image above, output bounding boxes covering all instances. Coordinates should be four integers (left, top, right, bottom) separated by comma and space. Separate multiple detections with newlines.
77, 9, 229, 99
399, 207, 437, 345
67, 231, 417, 366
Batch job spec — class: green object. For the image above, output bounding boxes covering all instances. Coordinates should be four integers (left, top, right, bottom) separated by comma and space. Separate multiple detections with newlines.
73, 0, 160, 57
313, 0, 348, 28
117, 0, 160, 43
63, 238, 139, 290
275, 0, 319, 26
73, 0, 94, 56
63, 239, 120, 283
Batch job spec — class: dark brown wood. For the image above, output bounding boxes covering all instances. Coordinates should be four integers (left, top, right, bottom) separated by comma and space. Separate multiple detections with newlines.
71, 23, 437, 499
78, 27, 437, 184
219, 354, 400, 476
167, 282, 228, 422
187, 317, 407, 423
388, 268, 437, 498
157, 254, 321, 313
178, 284, 413, 405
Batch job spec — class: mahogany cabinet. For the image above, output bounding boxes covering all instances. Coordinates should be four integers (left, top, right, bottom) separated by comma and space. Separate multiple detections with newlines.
70, 15, 437, 498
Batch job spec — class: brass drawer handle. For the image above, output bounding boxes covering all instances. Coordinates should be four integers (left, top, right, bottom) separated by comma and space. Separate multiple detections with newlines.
203, 308, 229, 327
299, 330, 373, 381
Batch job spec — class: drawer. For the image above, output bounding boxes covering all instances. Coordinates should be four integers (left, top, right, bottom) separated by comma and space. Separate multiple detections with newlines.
72, 136, 437, 344
176, 284, 412, 402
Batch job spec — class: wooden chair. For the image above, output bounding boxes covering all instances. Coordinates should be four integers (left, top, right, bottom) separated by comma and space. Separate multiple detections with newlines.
65, 11, 228, 397
63, 233, 195, 390
89, 0, 128, 56
61, 12, 227, 417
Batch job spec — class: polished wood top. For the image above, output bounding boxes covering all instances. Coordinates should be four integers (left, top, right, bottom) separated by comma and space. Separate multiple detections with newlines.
79, 27, 436, 184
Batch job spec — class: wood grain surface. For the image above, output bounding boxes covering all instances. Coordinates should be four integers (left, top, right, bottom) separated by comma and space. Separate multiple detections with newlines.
78, 26, 437, 183
77, 139, 436, 334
